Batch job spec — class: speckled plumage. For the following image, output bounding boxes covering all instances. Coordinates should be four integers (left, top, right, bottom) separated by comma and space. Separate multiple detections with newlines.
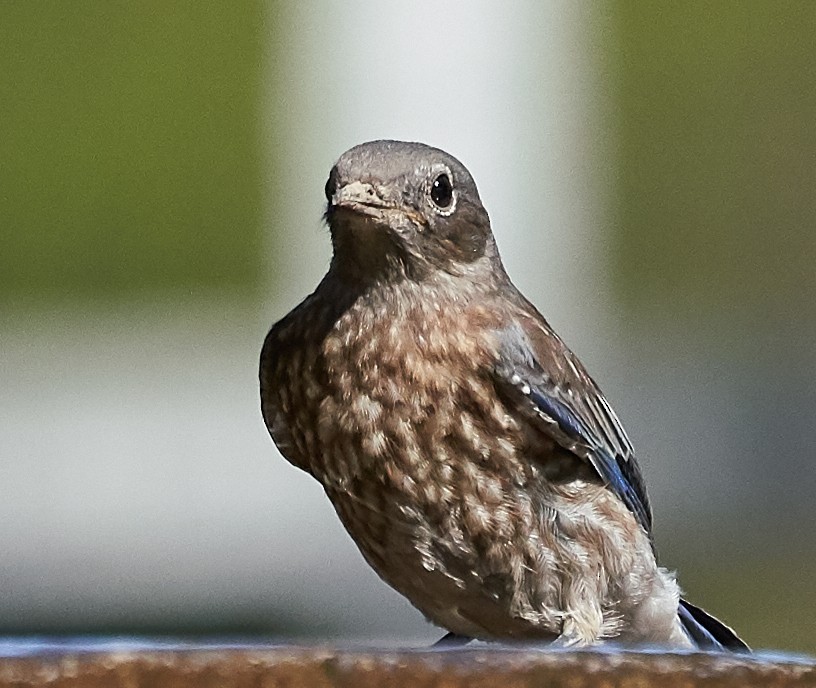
260, 140, 747, 651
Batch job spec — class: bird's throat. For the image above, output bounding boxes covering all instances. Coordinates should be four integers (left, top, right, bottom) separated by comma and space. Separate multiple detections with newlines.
329, 216, 415, 286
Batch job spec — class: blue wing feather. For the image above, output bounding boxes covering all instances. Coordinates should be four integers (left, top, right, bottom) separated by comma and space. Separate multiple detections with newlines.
528, 388, 651, 534
495, 322, 653, 537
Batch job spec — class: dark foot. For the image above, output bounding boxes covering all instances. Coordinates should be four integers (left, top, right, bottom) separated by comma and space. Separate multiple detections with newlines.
433, 632, 472, 648
550, 630, 585, 648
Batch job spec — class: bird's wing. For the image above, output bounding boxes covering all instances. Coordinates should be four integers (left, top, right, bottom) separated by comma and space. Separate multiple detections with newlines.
493, 311, 653, 538
259, 314, 314, 475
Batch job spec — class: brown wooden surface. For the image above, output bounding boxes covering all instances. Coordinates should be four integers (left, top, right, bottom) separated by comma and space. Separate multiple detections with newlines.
0, 645, 815, 688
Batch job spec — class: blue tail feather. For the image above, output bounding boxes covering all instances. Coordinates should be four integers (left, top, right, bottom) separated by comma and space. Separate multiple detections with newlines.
678, 598, 750, 652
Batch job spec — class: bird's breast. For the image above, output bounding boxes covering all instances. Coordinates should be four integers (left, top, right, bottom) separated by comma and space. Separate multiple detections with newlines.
315, 294, 523, 487
267, 287, 543, 542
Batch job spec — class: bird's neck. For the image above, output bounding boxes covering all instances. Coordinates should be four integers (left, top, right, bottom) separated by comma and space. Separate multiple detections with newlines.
316, 255, 506, 331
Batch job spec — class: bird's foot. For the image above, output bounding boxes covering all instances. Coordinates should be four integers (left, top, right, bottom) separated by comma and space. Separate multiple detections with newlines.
433, 632, 472, 648
552, 615, 599, 648
551, 631, 584, 648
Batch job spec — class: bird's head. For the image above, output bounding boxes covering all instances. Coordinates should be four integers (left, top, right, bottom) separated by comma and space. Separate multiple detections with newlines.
324, 140, 500, 284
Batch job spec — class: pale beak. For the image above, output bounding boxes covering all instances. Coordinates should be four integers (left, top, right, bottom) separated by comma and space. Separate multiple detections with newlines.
331, 181, 426, 227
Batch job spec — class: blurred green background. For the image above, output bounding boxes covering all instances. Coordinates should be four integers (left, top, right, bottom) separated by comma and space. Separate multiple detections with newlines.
614, 3, 816, 317
1, 2, 814, 654
0, 3, 264, 303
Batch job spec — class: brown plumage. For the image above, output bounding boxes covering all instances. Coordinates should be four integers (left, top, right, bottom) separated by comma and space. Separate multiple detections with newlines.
260, 140, 747, 650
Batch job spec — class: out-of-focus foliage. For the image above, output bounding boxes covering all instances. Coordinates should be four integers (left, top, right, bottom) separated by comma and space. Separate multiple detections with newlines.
612, 3, 816, 318
0, 3, 264, 304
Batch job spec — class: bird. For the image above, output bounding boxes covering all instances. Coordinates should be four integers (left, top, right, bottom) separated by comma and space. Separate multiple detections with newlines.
259, 140, 748, 651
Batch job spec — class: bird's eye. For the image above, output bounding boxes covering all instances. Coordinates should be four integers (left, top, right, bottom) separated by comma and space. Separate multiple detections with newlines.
429, 173, 453, 210
325, 168, 338, 203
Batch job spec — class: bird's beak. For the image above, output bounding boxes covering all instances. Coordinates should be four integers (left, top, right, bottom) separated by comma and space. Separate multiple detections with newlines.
331, 181, 426, 227
332, 181, 391, 218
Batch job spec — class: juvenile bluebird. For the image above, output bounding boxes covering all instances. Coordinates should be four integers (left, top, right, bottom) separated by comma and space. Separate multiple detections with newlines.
259, 140, 748, 650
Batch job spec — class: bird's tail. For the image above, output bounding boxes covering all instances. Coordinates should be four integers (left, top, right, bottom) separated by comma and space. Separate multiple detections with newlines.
678, 598, 750, 652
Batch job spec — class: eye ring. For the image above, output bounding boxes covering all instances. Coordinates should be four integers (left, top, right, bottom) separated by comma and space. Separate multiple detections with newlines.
428, 170, 456, 215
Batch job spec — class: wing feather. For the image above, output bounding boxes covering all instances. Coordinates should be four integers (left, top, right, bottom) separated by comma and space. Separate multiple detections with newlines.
494, 314, 653, 538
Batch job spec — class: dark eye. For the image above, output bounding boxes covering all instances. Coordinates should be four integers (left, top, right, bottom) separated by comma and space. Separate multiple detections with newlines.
430, 173, 453, 210
325, 168, 338, 203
